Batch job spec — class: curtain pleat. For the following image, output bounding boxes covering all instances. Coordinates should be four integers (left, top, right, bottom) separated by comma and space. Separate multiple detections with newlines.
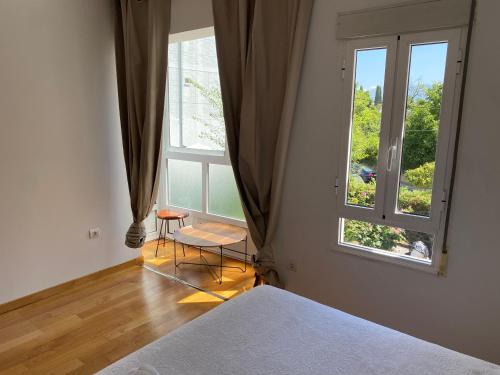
213, 0, 314, 286
115, 0, 171, 248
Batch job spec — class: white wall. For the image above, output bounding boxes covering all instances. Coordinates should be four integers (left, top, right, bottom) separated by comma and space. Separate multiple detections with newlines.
274, 0, 500, 364
0, 0, 216, 305
0, 0, 137, 304
171, 0, 213, 34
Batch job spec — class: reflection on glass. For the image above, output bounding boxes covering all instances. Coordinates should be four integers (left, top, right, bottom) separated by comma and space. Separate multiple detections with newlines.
346, 48, 387, 208
341, 218, 434, 261
208, 164, 245, 220
397, 42, 448, 217
168, 160, 202, 211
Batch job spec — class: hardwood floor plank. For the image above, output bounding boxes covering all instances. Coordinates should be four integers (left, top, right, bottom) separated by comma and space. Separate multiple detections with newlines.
0, 364, 30, 375
0, 258, 143, 316
0, 241, 253, 374
28, 357, 84, 375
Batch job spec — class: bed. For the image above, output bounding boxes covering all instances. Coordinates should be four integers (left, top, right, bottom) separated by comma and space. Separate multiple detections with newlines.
99, 286, 500, 375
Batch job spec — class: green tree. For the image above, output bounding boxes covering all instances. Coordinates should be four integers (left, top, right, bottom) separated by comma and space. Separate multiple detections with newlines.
344, 219, 402, 251
374, 85, 382, 106
351, 85, 382, 167
404, 162, 435, 189
425, 82, 444, 119
401, 82, 442, 171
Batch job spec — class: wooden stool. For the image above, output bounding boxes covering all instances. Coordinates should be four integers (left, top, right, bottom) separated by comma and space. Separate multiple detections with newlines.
156, 210, 189, 257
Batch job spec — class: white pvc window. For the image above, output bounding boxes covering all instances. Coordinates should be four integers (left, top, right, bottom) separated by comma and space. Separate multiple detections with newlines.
164, 28, 245, 224
335, 29, 465, 272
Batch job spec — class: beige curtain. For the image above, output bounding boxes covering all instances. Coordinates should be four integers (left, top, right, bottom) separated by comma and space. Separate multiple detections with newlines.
115, 0, 171, 248
212, 0, 314, 286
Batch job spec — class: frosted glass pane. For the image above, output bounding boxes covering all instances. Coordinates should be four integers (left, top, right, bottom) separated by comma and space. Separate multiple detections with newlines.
168, 160, 202, 211
208, 164, 244, 220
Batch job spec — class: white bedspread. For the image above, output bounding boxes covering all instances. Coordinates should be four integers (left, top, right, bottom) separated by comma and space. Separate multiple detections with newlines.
99, 286, 500, 375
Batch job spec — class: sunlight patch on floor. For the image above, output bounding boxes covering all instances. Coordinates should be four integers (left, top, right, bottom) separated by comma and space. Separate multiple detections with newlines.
145, 257, 171, 266
177, 290, 239, 304
218, 275, 235, 283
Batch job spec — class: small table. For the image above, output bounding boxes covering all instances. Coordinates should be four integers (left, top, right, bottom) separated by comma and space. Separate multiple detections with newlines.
173, 222, 248, 284
155, 209, 189, 257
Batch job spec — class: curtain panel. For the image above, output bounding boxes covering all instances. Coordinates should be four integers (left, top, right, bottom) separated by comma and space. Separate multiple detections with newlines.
115, 0, 171, 248
212, 0, 314, 286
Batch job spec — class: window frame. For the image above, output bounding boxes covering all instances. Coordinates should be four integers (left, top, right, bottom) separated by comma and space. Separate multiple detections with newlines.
160, 27, 246, 227
334, 28, 467, 273
336, 36, 398, 224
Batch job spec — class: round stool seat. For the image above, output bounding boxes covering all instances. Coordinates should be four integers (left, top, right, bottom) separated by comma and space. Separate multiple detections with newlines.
156, 209, 189, 220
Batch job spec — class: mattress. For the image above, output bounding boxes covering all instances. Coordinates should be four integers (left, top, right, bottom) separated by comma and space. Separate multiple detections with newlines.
99, 285, 500, 375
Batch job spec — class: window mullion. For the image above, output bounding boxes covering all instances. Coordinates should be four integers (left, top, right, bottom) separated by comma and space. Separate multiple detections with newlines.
202, 161, 208, 215
177, 42, 183, 148
383, 36, 410, 225
374, 36, 399, 221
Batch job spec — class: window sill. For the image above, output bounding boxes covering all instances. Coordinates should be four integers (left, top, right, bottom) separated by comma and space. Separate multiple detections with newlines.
167, 146, 225, 158
166, 205, 247, 229
331, 242, 439, 275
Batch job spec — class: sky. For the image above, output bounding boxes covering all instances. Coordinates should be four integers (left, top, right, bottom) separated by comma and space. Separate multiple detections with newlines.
355, 42, 448, 99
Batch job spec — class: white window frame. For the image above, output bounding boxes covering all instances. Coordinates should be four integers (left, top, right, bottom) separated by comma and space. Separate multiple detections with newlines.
334, 28, 466, 273
159, 27, 246, 228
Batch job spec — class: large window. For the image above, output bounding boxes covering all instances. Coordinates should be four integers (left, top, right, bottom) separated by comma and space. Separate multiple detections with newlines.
164, 28, 244, 223
336, 29, 464, 271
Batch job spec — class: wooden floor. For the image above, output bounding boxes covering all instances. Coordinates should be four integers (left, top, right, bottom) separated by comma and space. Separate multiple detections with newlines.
143, 239, 255, 299
0, 242, 254, 374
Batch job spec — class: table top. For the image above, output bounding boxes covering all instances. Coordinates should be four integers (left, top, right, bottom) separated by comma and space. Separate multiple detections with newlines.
173, 222, 247, 247
157, 209, 189, 220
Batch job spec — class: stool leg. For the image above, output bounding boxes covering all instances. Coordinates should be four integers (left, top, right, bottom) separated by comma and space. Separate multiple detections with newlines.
164, 221, 169, 247
155, 219, 164, 257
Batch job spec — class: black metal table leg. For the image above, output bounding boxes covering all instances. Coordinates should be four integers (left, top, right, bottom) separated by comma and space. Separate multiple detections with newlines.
174, 239, 177, 269
155, 219, 165, 257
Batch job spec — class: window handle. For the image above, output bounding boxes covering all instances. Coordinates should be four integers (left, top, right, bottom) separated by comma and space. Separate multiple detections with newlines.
387, 138, 398, 172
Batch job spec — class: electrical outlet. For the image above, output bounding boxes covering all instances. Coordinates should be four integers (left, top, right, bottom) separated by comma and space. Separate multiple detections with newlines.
287, 261, 298, 272
89, 228, 101, 239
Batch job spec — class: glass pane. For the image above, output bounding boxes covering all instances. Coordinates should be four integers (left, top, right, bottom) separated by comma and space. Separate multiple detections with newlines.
168, 160, 202, 211
346, 48, 387, 208
168, 36, 225, 152
208, 164, 245, 220
168, 43, 181, 147
397, 42, 448, 217
341, 218, 433, 262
